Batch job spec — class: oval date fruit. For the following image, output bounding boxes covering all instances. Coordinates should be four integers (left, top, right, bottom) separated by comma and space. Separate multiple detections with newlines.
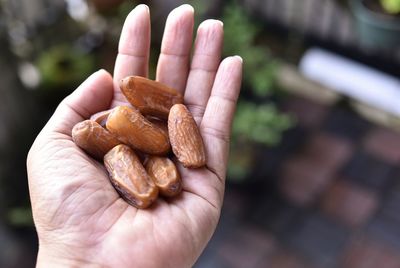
72, 120, 120, 160
90, 108, 114, 128
106, 106, 170, 155
168, 104, 206, 168
120, 76, 183, 119
104, 144, 158, 209
145, 156, 182, 197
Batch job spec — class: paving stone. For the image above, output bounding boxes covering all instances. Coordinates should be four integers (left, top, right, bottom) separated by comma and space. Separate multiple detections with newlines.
252, 126, 309, 181
253, 146, 288, 180
262, 249, 313, 268
323, 107, 370, 141
363, 127, 400, 165
278, 126, 309, 155
342, 151, 395, 192
216, 226, 277, 268
247, 196, 277, 225
380, 184, 400, 223
230, 180, 273, 207
194, 257, 229, 268
302, 132, 354, 172
195, 242, 229, 268
367, 216, 400, 251
196, 216, 236, 267
282, 96, 329, 129
284, 214, 349, 267
365, 182, 400, 250
250, 200, 304, 236
321, 180, 379, 227
210, 187, 251, 243
222, 186, 249, 219
279, 156, 334, 206
341, 235, 400, 268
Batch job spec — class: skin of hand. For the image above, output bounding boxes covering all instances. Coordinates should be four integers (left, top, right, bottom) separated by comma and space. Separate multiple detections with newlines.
27, 4, 242, 268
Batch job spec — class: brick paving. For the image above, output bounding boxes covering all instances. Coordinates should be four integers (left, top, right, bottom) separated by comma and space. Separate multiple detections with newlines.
341, 235, 400, 268
363, 127, 400, 165
195, 96, 400, 267
280, 155, 334, 206
321, 180, 379, 228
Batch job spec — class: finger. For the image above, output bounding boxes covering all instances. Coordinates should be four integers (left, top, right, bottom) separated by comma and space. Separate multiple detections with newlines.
113, 4, 151, 105
184, 20, 224, 125
43, 70, 114, 136
200, 56, 243, 180
156, 4, 194, 93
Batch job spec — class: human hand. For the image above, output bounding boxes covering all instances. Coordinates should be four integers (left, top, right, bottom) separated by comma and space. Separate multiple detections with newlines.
27, 4, 242, 267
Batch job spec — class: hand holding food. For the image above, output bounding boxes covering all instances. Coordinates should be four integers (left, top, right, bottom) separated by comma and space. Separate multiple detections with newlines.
72, 76, 206, 208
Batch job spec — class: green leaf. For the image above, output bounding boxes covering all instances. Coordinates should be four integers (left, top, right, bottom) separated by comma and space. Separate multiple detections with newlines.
222, 3, 277, 97
381, 0, 400, 13
232, 100, 294, 146
37, 45, 95, 89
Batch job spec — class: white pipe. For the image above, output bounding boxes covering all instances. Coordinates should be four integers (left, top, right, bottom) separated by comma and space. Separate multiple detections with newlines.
299, 48, 400, 116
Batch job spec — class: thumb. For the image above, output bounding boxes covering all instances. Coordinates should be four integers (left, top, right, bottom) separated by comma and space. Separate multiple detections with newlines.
26, 69, 115, 211
43, 69, 114, 136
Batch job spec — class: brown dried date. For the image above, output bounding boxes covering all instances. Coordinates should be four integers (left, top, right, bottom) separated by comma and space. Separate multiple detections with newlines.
72, 120, 120, 160
90, 108, 113, 128
120, 76, 183, 119
104, 144, 158, 209
168, 104, 206, 168
145, 156, 182, 197
106, 106, 171, 155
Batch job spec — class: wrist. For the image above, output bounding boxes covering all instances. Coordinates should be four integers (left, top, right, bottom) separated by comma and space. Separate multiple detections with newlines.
36, 243, 103, 268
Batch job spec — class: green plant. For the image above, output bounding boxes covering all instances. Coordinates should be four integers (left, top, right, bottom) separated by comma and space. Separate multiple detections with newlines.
232, 102, 293, 145
222, 3, 293, 141
381, 0, 400, 14
221, 2, 293, 180
37, 45, 95, 89
223, 3, 277, 97
228, 101, 293, 180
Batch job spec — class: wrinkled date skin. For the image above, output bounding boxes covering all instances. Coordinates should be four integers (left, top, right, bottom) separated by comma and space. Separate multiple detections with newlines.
104, 144, 159, 209
120, 76, 183, 119
106, 106, 171, 155
145, 156, 182, 197
168, 104, 206, 168
146, 116, 168, 134
90, 108, 114, 128
72, 120, 121, 160
71, 78, 210, 209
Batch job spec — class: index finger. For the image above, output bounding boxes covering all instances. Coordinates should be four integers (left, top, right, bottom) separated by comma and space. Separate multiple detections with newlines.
113, 4, 151, 106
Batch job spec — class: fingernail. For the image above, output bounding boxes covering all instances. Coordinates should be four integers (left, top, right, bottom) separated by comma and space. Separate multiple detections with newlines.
215, 20, 224, 27
199, 19, 223, 29
134, 4, 149, 13
93, 69, 104, 76
234, 55, 243, 63
96, 68, 109, 75
176, 4, 194, 14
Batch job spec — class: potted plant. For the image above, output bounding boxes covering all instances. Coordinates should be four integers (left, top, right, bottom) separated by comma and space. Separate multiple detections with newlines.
350, 0, 400, 49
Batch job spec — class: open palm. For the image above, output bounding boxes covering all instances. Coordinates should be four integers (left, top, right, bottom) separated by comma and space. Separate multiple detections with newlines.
27, 4, 242, 267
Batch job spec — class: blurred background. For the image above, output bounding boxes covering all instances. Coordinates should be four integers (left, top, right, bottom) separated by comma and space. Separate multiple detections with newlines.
1, 0, 400, 267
